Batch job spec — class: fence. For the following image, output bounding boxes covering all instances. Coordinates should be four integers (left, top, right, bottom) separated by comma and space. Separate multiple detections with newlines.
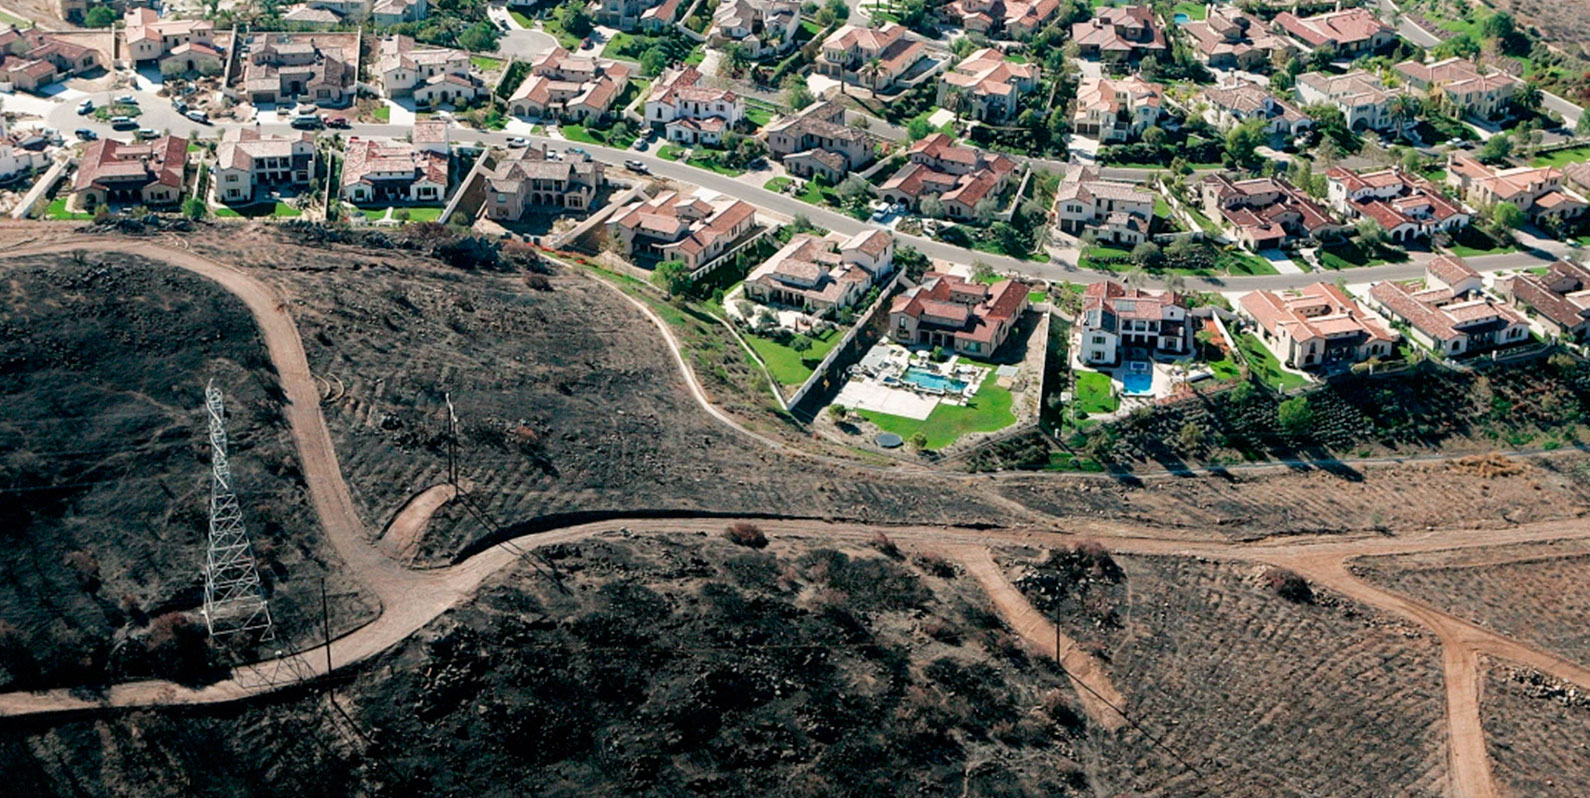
788, 271, 906, 416
12, 158, 71, 220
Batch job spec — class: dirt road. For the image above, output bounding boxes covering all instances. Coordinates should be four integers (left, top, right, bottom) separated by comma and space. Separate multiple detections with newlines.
6, 237, 1590, 798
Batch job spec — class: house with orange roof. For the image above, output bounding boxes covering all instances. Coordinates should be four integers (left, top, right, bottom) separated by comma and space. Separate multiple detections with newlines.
766, 101, 874, 180
124, 8, 218, 70
1497, 259, 1590, 342
1072, 74, 1165, 142
1445, 152, 1589, 226
340, 126, 449, 205
1199, 80, 1313, 137
1295, 70, 1401, 132
815, 23, 927, 93
1394, 57, 1521, 119
598, 0, 677, 30
377, 35, 485, 107
1071, 5, 1166, 63
645, 66, 744, 145
937, 47, 1040, 123
743, 229, 895, 317
213, 128, 316, 204
1369, 257, 1530, 356
1054, 163, 1155, 246
1239, 283, 1397, 369
0, 26, 101, 91
1078, 281, 1192, 366
878, 133, 1019, 219
72, 136, 188, 210
710, 0, 800, 58
944, 0, 1060, 39
1199, 173, 1346, 250
1182, 4, 1292, 71
1325, 166, 1470, 243
606, 191, 760, 272
1273, 7, 1395, 57
889, 271, 1029, 357
508, 47, 631, 123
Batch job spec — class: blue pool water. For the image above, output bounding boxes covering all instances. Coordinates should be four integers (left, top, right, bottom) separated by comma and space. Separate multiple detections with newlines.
1172, 11, 1189, 23
902, 367, 968, 393
1121, 364, 1153, 396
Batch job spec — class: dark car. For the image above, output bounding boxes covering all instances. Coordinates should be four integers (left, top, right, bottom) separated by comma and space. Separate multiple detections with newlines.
325, 116, 350, 128
75, 128, 97, 140
290, 115, 325, 130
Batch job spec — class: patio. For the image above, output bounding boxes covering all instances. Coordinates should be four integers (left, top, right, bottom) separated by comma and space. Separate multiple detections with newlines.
831, 342, 993, 420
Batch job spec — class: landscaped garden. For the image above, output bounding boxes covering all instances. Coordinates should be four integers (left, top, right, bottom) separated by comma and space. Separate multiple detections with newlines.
43, 197, 93, 221
214, 201, 302, 219
359, 205, 444, 223
1532, 146, 1590, 168
857, 370, 1016, 450
1078, 242, 1278, 276
1073, 370, 1119, 415
1235, 332, 1308, 391
745, 328, 840, 386
1444, 226, 1517, 257
1316, 239, 1411, 270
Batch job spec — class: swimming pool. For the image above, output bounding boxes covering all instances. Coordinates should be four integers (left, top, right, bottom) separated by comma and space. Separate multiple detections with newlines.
1172, 11, 1189, 23
1121, 362, 1154, 396
902, 366, 968, 393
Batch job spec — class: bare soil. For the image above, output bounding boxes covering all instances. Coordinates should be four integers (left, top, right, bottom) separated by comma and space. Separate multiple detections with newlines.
1480, 665, 1590, 797
997, 549, 1450, 797
0, 253, 376, 691
1351, 538, 1590, 668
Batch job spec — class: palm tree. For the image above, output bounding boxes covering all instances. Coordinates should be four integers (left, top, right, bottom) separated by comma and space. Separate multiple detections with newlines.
1513, 82, 1543, 114
1387, 94, 1421, 140
859, 58, 884, 98
942, 86, 965, 128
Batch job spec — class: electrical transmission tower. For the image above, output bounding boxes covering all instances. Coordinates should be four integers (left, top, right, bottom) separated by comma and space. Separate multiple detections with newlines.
202, 381, 275, 640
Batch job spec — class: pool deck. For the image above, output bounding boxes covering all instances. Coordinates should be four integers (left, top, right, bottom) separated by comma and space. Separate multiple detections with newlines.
833, 378, 940, 419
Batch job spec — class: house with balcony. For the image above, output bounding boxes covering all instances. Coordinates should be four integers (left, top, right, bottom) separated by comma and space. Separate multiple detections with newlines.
607, 190, 759, 271
1325, 167, 1470, 243
212, 129, 315, 205
124, 9, 221, 72
1446, 153, 1589, 226
1369, 257, 1530, 357
815, 23, 926, 93
1497, 259, 1590, 342
944, 0, 1061, 39
339, 124, 449, 205
1182, 4, 1292, 71
1071, 5, 1166, 63
239, 36, 354, 107
743, 229, 895, 317
1294, 70, 1401, 132
1274, 7, 1395, 57
646, 66, 743, 145
1200, 173, 1345, 250
509, 47, 631, 123
937, 47, 1040, 123
1072, 75, 1164, 143
377, 35, 484, 106
709, 0, 800, 59
878, 133, 1018, 219
1199, 80, 1313, 137
1053, 164, 1154, 246
1077, 281, 1191, 366
1239, 283, 1397, 369
889, 271, 1029, 357
1394, 57, 1521, 120
482, 143, 605, 221
765, 100, 874, 181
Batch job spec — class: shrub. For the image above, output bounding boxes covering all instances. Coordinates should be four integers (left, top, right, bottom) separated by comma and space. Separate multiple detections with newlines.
64, 551, 101, 593
914, 551, 957, 578
868, 531, 902, 559
1266, 568, 1314, 604
724, 522, 768, 549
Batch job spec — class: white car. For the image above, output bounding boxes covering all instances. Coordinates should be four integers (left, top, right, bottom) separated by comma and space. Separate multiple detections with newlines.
506, 136, 528, 147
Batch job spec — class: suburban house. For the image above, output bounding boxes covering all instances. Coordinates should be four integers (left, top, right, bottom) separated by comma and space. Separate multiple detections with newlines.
1182, 4, 1292, 71
765, 100, 874, 182
1199, 80, 1313, 137
281, 6, 343, 28
0, 117, 49, 183
0, 27, 101, 91
339, 124, 449, 205
1239, 283, 1397, 369
377, 35, 484, 106
598, 0, 677, 29
709, 0, 800, 58
482, 143, 605, 220
1199, 173, 1344, 250
1369, 257, 1530, 357
1071, 5, 1166, 62
743, 229, 895, 317
1394, 57, 1521, 119
1497, 259, 1590, 342
212, 129, 315, 204
1446, 153, 1589, 226
1294, 70, 1400, 131
878, 133, 1019, 219
944, 0, 1061, 39
1076, 281, 1191, 366
1325, 167, 1470, 242
1071, 75, 1164, 142
1053, 163, 1155, 246
938, 47, 1040, 123
1273, 7, 1395, 57
509, 47, 631, 123
72, 136, 188, 210
606, 191, 759, 271
240, 37, 354, 107
889, 271, 1029, 357
646, 66, 743, 145
124, 9, 220, 72
370, 0, 427, 26
815, 23, 926, 93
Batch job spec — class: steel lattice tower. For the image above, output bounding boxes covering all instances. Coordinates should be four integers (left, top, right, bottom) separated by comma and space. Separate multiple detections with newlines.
202, 381, 274, 640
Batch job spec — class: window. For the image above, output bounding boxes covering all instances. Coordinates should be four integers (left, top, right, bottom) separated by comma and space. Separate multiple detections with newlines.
1092, 335, 1105, 344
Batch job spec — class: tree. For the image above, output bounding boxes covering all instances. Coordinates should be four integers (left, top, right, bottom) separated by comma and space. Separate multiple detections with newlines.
1176, 420, 1205, 453
640, 47, 668, 77
1491, 201, 1526, 230
859, 58, 884, 97
651, 259, 691, 295
1513, 81, 1543, 113
909, 431, 928, 451
558, 2, 593, 38
1195, 328, 1219, 358
1224, 119, 1266, 170
1142, 125, 1166, 147
1400, 147, 1422, 174
973, 197, 997, 224
84, 5, 115, 26
784, 80, 815, 110
458, 21, 499, 52
919, 195, 946, 218
829, 404, 849, 420
1576, 112, 1590, 138
1131, 240, 1163, 268
1387, 93, 1422, 138
723, 43, 751, 77
906, 116, 933, 140
1277, 396, 1313, 438
1355, 217, 1388, 247
838, 174, 871, 203
791, 334, 813, 352
182, 197, 208, 220
1479, 132, 1513, 164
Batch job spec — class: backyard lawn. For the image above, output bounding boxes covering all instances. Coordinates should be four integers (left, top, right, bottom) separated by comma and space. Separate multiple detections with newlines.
44, 198, 93, 221
360, 205, 444, 222
1532, 146, 1590, 168
745, 104, 776, 128
214, 201, 301, 218
1171, 1, 1206, 19
1073, 370, 1118, 415
1317, 240, 1409, 270
763, 177, 793, 192
858, 372, 1016, 450
1236, 332, 1307, 391
1445, 227, 1517, 257
470, 55, 503, 72
746, 329, 839, 386
373, 105, 391, 123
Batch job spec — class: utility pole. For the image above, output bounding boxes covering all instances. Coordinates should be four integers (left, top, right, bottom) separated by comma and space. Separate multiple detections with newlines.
201, 381, 274, 641
444, 392, 458, 489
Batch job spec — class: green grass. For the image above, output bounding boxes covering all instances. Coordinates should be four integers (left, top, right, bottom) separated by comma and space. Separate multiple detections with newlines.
1219, 249, 1279, 276
1171, 1, 1206, 19
1317, 240, 1409, 270
1532, 146, 1590, 168
372, 105, 391, 123
686, 154, 746, 176
1208, 352, 1241, 381
214, 201, 302, 218
763, 177, 793, 192
1073, 370, 1118, 415
746, 106, 774, 128
746, 329, 839, 386
1004, 53, 1028, 64
1182, 201, 1221, 234
509, 10, 535, 28
1078, 245, 1133, 270
857, 370, 1016, 450
44, 197, 94, 221
359, 205, 443, 222
0, 8, 29, 26
541, 15, 583, 49
658, 144, 685, 160
470, 55, 503, 71
602, 32, 635, 59
685, 46, 705, 66
559, 123, 608, 145
1236, 333, 1307, 391
187, 142, 203, 153
1445, 227, 1517, 257
91, 102, 141, 122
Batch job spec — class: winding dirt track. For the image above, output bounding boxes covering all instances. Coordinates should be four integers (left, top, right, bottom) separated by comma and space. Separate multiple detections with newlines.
5, 237, 1590, 798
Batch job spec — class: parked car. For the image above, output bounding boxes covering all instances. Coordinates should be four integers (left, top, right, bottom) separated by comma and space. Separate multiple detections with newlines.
109, 116, 137, 130
76, 99, 93, 115
115, 94, 137, 105
506, 136, 528, 147
325, 116, 349, 128
185, 109, 209, 124
134, 127, 158, 139
75, 128, 97, 140
173, 99, 188, 114
290, 115, 324, 130
624, 159, 649, 173
631, 137, 648, 151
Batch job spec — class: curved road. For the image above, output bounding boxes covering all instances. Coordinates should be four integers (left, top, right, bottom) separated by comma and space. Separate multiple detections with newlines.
3, 238, 1590, 798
